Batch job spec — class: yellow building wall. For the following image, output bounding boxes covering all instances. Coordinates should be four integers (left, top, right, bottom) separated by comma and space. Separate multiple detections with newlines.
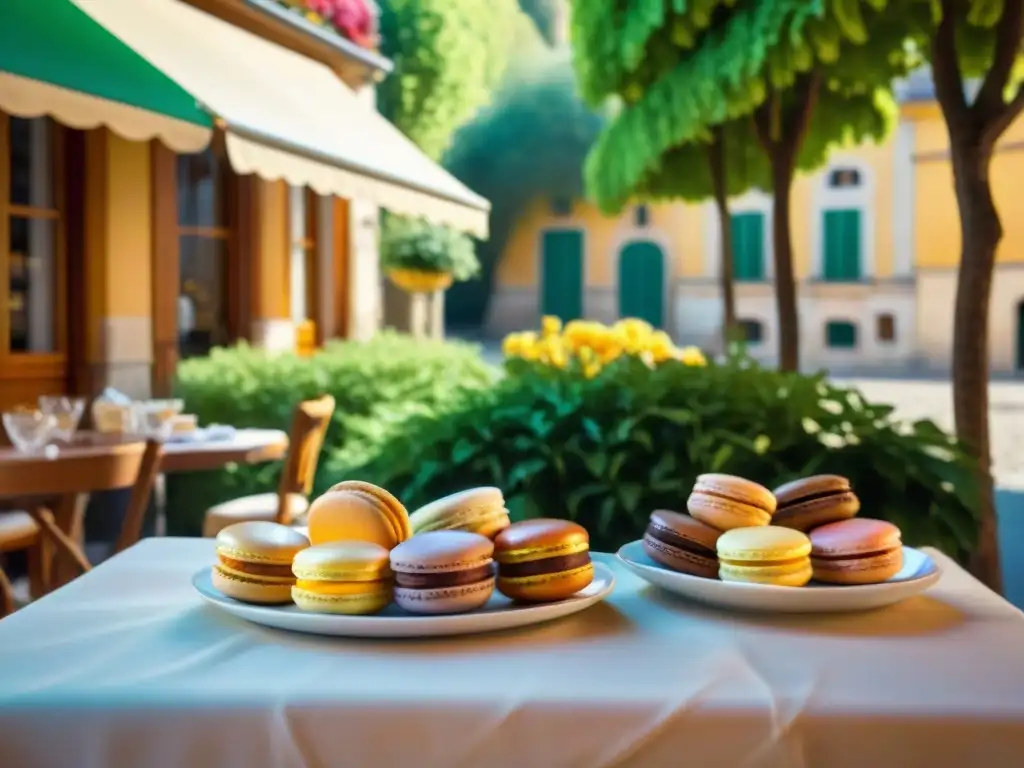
256, 179, 290, 320
497, 132, 895, 289
911, 103, 1024, 269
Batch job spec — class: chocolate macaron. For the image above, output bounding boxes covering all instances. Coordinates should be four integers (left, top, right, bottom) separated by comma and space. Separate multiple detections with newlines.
494, 519, 593, 602
773, 475, 860, 532
642, 510, 721, 579
390, 530, 495, 614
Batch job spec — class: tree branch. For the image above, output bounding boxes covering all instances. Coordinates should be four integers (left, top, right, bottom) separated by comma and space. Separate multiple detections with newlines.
976, 0, 1024, 117
788, 70, 823, 153
751, 99, 775, 154
931, 0, 969, 136
983, 82, 1024, 146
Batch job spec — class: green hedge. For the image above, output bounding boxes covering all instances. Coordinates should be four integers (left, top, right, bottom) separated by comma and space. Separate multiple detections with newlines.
335, 355, 980, 562
165, 333, 498, 535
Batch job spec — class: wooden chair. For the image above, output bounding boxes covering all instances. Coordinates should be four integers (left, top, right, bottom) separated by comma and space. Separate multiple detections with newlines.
0, 439, 164, 616
202, 395, 335, 537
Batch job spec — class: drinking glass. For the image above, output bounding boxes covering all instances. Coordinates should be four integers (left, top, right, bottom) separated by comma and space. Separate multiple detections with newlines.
2, 410, 58, 454
139, 404, 175, 440
38, 395, 86, 442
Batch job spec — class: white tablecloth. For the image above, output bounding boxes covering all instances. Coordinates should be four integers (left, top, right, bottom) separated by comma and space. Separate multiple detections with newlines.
1, 539, 1023, 768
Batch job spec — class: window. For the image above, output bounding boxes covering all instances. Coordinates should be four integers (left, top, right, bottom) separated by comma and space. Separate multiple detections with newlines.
2, 116, 62, 357
823, 208, 861, 281
289, 186, 318, 325
739, 319, 763, 344
634, 204, 650, 227
829, 168, 861, 188
550, 196, 572, 217
177, 149, 233, 359
877, 313, 896, 342
731, 211, 765, 281
826, 321, 858, 349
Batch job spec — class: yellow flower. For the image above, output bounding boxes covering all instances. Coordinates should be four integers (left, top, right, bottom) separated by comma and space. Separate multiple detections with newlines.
577, 346, 595, 363
583, 362, 602, 379
541, 315, 563, 338
677, 345, 707, 366
647, 330, 676, 363
305, 11, 322, 24
502, 333, 523, 357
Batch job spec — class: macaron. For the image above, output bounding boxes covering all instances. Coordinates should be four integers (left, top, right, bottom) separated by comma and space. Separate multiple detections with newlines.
772, 475, 860, 532
409, 487, 511, 539
688, 473, 776, 530
716, 526, 812, 587
211, 521, 310, 604
390, 530, 496, 614
291, 541, 393, 615
307, 481, 412, 549
642, 510, 721, 579
493, 519, 593, 602
809, 518, 904, 585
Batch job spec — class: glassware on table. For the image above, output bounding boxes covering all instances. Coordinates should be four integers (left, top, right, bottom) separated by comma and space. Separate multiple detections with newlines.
138, 400, 184, 439
2, 409, 58, 454
92, 400, 140, 435
38, 395, 86, 442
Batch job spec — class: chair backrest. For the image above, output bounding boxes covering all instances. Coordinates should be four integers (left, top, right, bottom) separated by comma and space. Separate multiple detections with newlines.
276, 395, 336, 519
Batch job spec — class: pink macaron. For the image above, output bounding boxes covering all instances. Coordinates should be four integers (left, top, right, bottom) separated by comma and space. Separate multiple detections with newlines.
389, 530, 495, 614
809, 518, 904, 585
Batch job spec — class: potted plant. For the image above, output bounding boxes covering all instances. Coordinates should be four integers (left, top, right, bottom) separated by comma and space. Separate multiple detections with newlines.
381, 215, 481, 293
276, 0, 380, 50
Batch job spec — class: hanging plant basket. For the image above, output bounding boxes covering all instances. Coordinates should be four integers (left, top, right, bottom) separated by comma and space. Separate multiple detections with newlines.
387, 268, 454, 293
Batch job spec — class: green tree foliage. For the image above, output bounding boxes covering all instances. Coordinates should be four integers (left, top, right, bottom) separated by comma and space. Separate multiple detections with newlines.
443, 51, 606, 326
909, 0, 1024, 593
571, 0, 913, 369
376, 0, 536, 160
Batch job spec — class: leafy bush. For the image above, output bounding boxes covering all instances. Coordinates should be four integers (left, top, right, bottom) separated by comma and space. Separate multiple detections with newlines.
166, 333, 498, 535
380, 215, 481, 280
335, 354, 980, 563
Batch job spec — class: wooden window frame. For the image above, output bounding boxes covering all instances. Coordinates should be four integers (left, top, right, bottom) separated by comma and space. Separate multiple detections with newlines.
151, 136, 253, 396
0, 114, 68, 382
877, 313, 896, 343
286, 186, 320, 326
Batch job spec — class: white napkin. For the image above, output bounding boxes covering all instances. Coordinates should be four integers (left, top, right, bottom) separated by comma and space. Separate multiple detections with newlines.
97, 387, 133, 405
165, 424, 236, 444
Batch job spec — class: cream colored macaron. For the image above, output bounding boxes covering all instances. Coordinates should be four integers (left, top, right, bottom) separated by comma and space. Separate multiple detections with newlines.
409, 487, 511, 539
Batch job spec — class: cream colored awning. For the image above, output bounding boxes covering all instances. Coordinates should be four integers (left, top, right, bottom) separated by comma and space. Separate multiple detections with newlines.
68, 0, 491, 236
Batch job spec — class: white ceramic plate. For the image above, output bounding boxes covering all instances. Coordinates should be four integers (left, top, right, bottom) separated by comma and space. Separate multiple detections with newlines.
617, 540, 940, 614
192, 563, 615, 638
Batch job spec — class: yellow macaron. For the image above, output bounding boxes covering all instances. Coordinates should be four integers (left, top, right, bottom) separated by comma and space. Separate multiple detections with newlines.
716, 526, 812, 587
409, 487, 511, 539
306, 481, 412, 549
291, 541, 394, 615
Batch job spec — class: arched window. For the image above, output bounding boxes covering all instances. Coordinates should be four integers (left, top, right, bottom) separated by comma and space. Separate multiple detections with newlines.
739, 318, 764, 344
825, 320, 858, 349
634, 204, 650, 227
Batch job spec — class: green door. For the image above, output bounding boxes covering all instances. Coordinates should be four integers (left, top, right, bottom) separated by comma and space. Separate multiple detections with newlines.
618, 241, 666, 328
541, 230, 584, 322
823, 209, 862, 281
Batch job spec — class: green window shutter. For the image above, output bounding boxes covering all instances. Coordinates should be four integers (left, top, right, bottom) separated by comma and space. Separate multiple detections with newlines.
826, 321, 858, 348
823, 209, 862, 281
731, 212, 764, 281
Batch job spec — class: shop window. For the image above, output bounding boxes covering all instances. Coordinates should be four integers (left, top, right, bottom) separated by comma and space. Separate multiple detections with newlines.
826, 320, 858, 349
877, 313, 896, 342
822, 208, 862, 281
550, 196, 572, 217
739, 318, 763, 344
177, 149, 232, 359
731, 211, 765, 281
3, 116, 62, 356
828, 168, 861, 188
634, 204, 650, 227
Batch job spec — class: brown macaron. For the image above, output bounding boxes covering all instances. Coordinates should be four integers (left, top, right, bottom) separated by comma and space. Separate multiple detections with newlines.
493, 519, 593, 603
687, 474, 776, 531
772, 475, 860, 532
642, 510, 721, 579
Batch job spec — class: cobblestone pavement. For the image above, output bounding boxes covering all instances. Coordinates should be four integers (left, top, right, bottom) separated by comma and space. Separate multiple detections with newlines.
837, 378, 1024, 487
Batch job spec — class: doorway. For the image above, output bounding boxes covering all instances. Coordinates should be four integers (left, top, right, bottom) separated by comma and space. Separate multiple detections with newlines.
618, 240, 666, 328
540, 229, 584, 322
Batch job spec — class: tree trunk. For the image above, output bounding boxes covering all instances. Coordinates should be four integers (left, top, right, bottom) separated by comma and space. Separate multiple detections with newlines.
751, 74, 820, 373
707, 129, 738, 350
950, 143, 1003, 592
769, 156, 799, 371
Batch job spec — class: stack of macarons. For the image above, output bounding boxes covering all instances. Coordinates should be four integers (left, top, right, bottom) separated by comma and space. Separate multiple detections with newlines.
642, 473, 904, 588
210, 483, 595, 615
